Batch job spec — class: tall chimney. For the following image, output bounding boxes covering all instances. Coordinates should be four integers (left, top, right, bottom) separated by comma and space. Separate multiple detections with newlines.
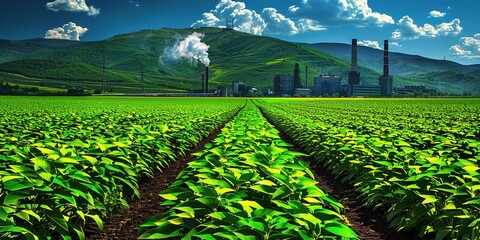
201, 74, 205, 93
383, 40, 389, 77
205, 67, 209, 93
379, 39, 393, 97
348, 38, 360, 86
293, 63, 300, 90
351, 39, 357, 71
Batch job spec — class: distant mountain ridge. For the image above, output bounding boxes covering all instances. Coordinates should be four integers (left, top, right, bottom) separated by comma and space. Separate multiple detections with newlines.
0, 28, 478, 94
301, 42, 480, 94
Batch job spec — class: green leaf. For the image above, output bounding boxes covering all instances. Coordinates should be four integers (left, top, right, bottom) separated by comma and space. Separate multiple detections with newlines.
0, 226, 38, 240
463, 199, 480, 205
138, 224, 183, 239
57, 157, 80, 164
0, 206, 10, 221
45, 210, 69, 234
419, 195, 438, 204
176, 207, 195, 218
37, 147, 55, 155
4, 193, 27, 205
324, 222, 358, 238
208, 212, 240, 225
86, 214, 104, 230
21, 210, 41, 222
256, 179, 277, 186
272, 186, 292, 199
238, 200, 263, 216
3, 181, 35, 191
31, 157, 52, 172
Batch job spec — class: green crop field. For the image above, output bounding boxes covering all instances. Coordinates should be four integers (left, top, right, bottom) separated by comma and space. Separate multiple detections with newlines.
256, 98, 480, 239
0, 96, 479, 240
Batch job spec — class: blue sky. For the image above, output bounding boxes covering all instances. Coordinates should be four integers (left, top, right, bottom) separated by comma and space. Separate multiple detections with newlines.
0, 0, 479, 64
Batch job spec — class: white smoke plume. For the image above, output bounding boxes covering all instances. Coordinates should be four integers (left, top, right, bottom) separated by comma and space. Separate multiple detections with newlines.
161, 32, 210, 67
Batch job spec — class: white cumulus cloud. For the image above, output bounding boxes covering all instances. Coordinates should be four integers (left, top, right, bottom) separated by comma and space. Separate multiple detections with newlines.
392, 16, 462, 40
192, 13, 221, 27
289, 0, 394, 27
192, 0, 321, 36
192, 0, 266, 35
46, 0, 100, 16
358, 40, 381, 49
129, 1, 140, 7
297, 19, 325, 32
288, 5, 300, 13
450, 34, 480, 59
262, 8, 299, 35
338, 0, 394, 25
390, 41, 402, 48
192, 0, 391, 35
429, 10, 446, 18
44, 22, 88, 41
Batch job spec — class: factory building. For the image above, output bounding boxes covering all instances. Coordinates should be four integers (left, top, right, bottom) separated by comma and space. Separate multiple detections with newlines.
263, 87, 272, 96
273, 75, 294, 96
342, 38, 393, 97
396, 86, 436, 94
273, 63, 310, 96
232, 81, 244, 94
216, 86, 228, 97
313, 75, 341, 96
379, 40, 393, 97
295, 88, 311, 96
341, 85, 381, 97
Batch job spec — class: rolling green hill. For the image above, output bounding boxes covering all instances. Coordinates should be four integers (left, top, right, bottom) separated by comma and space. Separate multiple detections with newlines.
409, 71, 480, 94
0, 28, 478, 94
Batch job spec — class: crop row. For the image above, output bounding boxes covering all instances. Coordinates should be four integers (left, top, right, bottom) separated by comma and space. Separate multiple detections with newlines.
0, 98, 245, 240
138, 101, 358, 239
256, 99, 480, 239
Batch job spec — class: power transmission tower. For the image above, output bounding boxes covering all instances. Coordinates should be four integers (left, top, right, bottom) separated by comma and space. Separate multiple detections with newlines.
226, 18, 235, 29
141, 67, 144, 93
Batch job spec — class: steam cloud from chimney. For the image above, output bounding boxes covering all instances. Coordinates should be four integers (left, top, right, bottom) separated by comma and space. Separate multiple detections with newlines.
160, 32, 210, 67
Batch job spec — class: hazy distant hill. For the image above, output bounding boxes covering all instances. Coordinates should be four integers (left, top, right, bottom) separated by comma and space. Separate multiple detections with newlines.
302, 43, 479, 76
0, 28, 478, 94
303, 42, 480, 93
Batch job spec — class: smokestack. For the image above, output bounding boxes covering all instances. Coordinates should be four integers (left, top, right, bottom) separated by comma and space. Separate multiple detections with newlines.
348, 39, 360, 86
383, 40, 389, 77
201, 74, 205, 93
205, 67, 209, 93
379, 40, 393, 97
351, 39, 357, 71
293, 63, 300, 90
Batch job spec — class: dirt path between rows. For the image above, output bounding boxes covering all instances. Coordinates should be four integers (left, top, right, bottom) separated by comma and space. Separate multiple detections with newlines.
84, 104, 245, 240
257, 105, 421, 240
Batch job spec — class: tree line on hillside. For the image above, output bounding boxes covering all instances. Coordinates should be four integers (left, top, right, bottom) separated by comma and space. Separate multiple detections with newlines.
0, 80, 89, 96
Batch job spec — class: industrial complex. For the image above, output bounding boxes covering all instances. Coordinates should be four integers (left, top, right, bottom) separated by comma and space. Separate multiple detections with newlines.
268, 38, 435, 97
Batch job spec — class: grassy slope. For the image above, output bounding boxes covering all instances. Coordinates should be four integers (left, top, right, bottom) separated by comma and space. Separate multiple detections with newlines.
410, 71, 480, 93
